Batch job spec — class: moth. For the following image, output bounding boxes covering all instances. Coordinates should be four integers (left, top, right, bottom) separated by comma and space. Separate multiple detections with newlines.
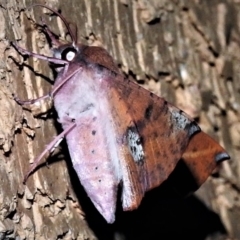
13, 5, 230, 223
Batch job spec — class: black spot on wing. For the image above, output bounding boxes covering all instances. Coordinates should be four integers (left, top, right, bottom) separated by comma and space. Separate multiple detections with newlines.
136, 138, 141, 145
144, 104, 153, 120
153, 132, 158, 138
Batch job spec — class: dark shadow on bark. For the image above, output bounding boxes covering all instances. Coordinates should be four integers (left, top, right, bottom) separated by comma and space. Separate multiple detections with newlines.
113, 192, 227, 240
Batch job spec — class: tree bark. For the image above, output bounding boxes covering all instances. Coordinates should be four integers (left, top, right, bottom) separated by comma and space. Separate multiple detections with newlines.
0, 0, 239, 239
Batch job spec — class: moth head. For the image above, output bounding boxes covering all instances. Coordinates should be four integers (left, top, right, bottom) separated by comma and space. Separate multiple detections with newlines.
31, 5, 82, 71
53, 44, 77, 61
52, 44, 79, 72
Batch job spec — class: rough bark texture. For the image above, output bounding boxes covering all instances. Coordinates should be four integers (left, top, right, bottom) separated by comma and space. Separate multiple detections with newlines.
0, 0, 239, 239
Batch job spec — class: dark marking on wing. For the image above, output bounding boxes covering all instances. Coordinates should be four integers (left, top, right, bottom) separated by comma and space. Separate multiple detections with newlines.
135, 120, 146, 133
144, 104, 153, 120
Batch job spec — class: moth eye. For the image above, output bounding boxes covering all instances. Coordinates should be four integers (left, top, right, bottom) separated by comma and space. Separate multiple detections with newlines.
61, 47, 77, 61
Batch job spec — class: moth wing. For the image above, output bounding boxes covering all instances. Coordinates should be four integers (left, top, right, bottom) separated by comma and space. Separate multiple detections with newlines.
106, 74, 201, 210
181, 131, 229, 188
83, 46, 121, 74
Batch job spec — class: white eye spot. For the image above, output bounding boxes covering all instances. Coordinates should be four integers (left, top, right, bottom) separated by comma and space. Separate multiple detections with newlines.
66, 51, 76, 61
127, 129, 144, 163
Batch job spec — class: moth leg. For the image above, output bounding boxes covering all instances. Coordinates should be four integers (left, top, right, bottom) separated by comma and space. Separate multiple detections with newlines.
23, 122, 76, 183
11, 42, 68, 65
13, 66, 80, 106
13, 93, 51, 105
51, 67, 81, 95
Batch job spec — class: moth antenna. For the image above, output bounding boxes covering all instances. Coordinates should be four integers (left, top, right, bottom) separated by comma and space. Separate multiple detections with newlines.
29, 4, 77, 46
71, 23, 78, 48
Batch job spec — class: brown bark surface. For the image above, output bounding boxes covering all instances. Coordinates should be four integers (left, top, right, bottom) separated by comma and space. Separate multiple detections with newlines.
0, 0, 239, 239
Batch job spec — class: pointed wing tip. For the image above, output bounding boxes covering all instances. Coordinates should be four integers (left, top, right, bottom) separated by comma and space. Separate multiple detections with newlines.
215, 152, 230, 163
106, 216, 115, 224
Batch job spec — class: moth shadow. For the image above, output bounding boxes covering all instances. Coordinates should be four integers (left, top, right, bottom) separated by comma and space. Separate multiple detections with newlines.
113, 190, 227, 240
65, 155, 228, 240
9, 55, 53, 85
